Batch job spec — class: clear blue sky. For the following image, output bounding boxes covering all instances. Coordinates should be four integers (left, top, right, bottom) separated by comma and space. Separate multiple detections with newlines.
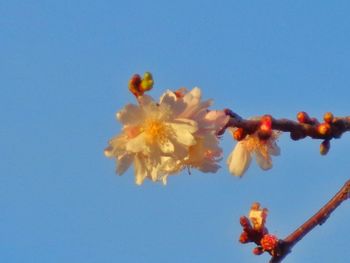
1, 1, 350, 262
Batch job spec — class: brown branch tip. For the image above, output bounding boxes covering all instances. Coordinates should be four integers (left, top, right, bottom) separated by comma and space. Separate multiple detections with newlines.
239, 180, 350, 262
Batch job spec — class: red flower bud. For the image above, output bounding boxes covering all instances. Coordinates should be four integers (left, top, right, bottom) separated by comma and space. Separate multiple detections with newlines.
239, 231, 249, 243
128, 74, 142, 97
260, 234, 278, 251
258, 115, 273, 140
240, 216, 251, 229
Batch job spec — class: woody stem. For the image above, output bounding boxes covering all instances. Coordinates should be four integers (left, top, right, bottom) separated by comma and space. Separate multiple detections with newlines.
223, 109, 350, 140
269, 179, 350, 263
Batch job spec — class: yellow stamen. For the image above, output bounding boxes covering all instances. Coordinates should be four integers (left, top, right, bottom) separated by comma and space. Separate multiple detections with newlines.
143, 119, 168, 144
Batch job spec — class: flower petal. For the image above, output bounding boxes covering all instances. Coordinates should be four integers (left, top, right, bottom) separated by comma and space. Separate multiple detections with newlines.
117, 154, 133, 175
158, 138, 175, 154
159, 90, 186, 116
126, 133, 149, 153
116, 104, 144, 126
227, 142, 252, 177
134, 155, 147, 185
255, 151, 272, 170
205, 110, 229, 129
169, 122, 197, 146
268, 141, 281, 156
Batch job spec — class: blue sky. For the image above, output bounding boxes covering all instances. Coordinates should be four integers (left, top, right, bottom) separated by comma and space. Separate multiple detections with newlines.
1, 1, 350, 262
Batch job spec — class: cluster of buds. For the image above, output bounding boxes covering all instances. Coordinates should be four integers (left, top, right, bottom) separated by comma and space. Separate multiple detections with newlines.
318, 112, 334, 155
239, 203, 280, 257
231, 115, 274, 142
296, 111, 336, 155
128, 72, 154, 97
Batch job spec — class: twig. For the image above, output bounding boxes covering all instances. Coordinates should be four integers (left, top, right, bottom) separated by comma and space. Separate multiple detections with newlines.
270, 179, 350, 262
222, 109, 350, 141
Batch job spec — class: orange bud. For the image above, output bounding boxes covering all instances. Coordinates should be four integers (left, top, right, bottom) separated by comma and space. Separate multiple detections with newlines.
260, 234, 278, 251
297, 111, 310, 123
320, 140, 330, 155
233, 128, 246, 141
317, 123, 331, 136
323, 112, 334, 123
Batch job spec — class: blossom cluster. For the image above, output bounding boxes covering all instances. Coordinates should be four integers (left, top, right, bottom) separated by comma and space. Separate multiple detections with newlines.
104, 73, 281, 184
239, 203, 279, 257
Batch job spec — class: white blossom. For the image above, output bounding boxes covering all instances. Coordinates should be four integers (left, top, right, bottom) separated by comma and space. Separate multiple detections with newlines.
105, 88, 228, 185
227, 129, 280, 177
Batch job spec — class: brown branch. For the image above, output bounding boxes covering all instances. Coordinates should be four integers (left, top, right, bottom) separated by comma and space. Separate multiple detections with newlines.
222, 109, 350, 142
269, 179, 350, 262
238, 180, 350, 262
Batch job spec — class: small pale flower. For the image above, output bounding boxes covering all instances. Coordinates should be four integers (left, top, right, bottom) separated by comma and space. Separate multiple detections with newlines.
227, 127, 280, 177
249, 202, 268, 231
105, 86, 228, 185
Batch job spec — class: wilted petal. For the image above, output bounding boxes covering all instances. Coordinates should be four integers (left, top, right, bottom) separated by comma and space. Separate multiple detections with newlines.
227, 142, 252, 177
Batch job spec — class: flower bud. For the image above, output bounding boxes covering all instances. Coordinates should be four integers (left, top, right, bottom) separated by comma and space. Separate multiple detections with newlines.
253, 247, 264, 255
128, 74, 142, 97
233, 128, 246, 141
317, 123, 331, 136
249, 202, 268, 231
260, 234, 278, 251
258, 115, 273, 140
320, 140, 330, 155
297, 111, 310, 123
323, 112, 334, 124
140, 72, 154, 92
239, 231, 249, 243
128, 72, 154, 97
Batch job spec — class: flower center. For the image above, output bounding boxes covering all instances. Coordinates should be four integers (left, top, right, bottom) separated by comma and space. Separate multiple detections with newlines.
143, 119, 168, 144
